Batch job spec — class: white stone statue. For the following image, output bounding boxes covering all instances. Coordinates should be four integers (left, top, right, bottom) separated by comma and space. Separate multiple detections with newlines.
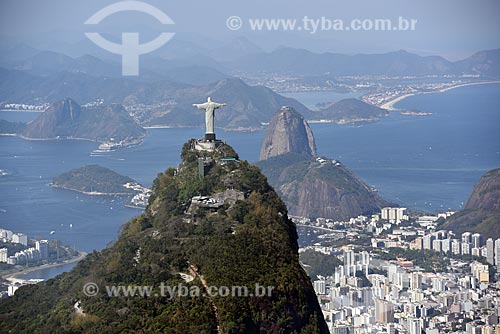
193, 97, 226, 141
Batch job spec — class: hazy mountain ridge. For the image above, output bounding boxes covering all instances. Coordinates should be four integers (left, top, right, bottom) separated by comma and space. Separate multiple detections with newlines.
2, 39, 499, 78
126, 78, 312, 130
0, 68, 310, 130
1, 44, 499, 131
229, 47, 500, 77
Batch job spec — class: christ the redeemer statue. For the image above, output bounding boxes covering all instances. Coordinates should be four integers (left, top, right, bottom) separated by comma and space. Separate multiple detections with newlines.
193, 97, 227, 141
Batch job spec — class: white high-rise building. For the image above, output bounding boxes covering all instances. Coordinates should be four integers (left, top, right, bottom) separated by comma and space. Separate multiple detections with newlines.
432, 239, 442, 252
35, 240, 49, 259
381, 207, 408, 223
344, 250, 355, 276
495, 239, 500, 272
472, 233, 482, 248
423, 235, 435, 250
471, 247, 481, 257
441, 239, 452, 253
451, 239, 461, 255
486, 238, 494, 265
313, 279, 326, 295
410, 272, 422, 290
461, 242, 471, 255
0, 229, 14, 240
408, 317, 424, 334
462, 232, 472, 244
375, 299, 394, 324
11, 233, 28, 246
432, 277, 444, 292
359, 251, 370, 266
0, 248, 8, 262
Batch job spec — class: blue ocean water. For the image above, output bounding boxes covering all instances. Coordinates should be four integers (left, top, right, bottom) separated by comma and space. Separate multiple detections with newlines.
1, 83, 499, 262
0, 127, 265, 255
282, 91, 363, 110
312, 83, 500, 211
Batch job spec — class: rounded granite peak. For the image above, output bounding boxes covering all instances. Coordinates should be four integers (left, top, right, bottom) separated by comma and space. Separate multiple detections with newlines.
260, 106, 317, 161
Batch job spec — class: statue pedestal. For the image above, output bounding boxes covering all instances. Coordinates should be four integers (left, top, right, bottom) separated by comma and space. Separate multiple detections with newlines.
205, 133, 216, 141
194, 139, 222, 152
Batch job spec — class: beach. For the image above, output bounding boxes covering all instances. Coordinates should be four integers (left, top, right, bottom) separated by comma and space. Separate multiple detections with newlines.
380, 80, 500, 110
2, 251, 87, 283
380, 94, 415, 110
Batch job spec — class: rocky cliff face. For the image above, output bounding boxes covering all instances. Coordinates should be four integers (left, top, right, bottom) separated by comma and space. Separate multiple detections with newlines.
444, 168, 500, 238
0, 140, 328, 334
257, 107, 388, 220
463, 168, 500, 211
258, 154, 388, 220
279, 158, 387, 220
21, 98, 145, 143
260, 106, 316, 160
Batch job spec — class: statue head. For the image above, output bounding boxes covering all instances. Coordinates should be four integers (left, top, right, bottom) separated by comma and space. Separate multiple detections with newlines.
207, 97, 212, 102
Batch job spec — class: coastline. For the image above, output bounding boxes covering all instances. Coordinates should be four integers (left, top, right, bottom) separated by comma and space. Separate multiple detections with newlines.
308, 117, 380, 124
380, 94, 415, 111
51, 183, 134, 196
145, 125, 263, 132
2, 251, 87, 282
0, 134, 145, 151
437, 80, 500, 93
379, 80, 500, 111
0, 109, 44, 113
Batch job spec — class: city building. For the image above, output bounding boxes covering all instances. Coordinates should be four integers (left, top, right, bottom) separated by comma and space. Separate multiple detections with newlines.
375, 299, 394, 324
0, 248, 7, 262
11, 233, 28, 246
313, 279, 326, 295
35, 240, 49, 259
381, 207, 408, 223
486, 238, 494, 265
472, 233, 482, 248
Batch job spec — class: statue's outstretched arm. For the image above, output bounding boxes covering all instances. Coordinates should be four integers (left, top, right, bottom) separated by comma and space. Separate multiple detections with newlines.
193, 102, 209, 109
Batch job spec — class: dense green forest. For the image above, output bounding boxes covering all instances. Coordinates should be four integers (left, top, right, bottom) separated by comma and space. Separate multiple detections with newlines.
0, 140, 328, 333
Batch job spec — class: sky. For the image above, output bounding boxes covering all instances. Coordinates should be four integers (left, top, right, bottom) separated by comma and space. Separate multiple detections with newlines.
0, 0, 499, 60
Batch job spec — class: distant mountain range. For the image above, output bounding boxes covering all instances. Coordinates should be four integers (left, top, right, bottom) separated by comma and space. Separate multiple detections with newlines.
229, 48, 500, 77
2, 41, 499, 80
1, 40, 499, 130
138, 78, 310, 130
0, 73, 310, 130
